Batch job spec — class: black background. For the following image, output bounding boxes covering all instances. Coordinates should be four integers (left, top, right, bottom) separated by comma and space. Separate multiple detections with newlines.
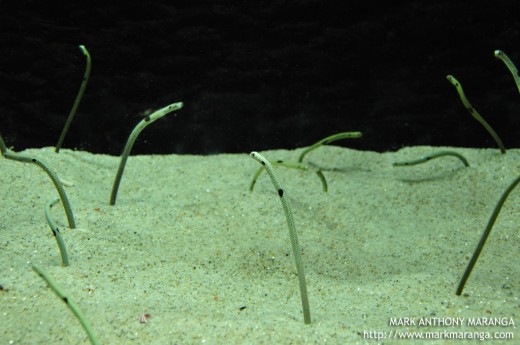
1, 0, 519, 155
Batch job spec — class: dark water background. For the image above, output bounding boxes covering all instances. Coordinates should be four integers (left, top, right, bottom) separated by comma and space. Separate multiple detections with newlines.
1, 0, 519, 155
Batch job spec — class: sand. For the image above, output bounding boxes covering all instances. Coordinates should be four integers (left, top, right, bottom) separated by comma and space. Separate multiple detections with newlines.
0, 146, 518, 344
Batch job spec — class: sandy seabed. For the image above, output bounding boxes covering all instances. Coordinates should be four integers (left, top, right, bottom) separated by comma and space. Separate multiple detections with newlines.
1, 146, 518, 344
